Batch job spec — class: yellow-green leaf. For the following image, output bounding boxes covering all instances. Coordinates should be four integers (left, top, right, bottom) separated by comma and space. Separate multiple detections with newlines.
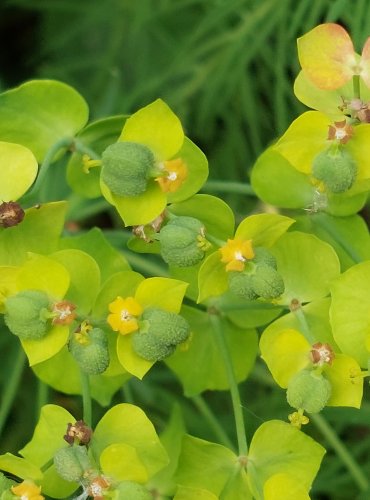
274, 111, 330, 174
135, 277, 188, 313
0, 266, 19, 312
21, 325, 69, 366
325, 354, 363, 408
102, 178, 167, 226
235, 214, 295, 248
92, 403, 169, 478
0, 453, 42, 481
0, 142, 38, 201
264, 473, 310, 500
117, 334, 155, 379
260, 328, 311, 388
17, 253, 70, 299
119, 99, 184, 160
100, 443, 149, 483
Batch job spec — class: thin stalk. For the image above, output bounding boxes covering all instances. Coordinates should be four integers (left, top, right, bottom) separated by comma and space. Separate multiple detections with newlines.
0, 348, 26, 436
202, 180, 255, 196
310, 413, 369, 492
121, 251, 169, 277
206, 233, 227, 248
217, 301, 282, 312
353, 75, 361, 100
292, 305, 315, 344
73, 139, 101, 160
191, 395, 235, 451
23, 137, 74, 205
121, 380, 134, 404
210, 312, 248, 456
37, 380, 49, 416
80, 371, 92, 427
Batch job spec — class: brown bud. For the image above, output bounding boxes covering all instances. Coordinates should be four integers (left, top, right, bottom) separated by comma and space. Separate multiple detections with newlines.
133, 212, 166, 243
64, 420, 92, 445
0, 201, 25, 228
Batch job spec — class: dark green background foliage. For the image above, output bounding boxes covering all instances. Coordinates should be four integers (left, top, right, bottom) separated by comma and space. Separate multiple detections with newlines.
3, 0, 370, 191
1, 1, 370, 499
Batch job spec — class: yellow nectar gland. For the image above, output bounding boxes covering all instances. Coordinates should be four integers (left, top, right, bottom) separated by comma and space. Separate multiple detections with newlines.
82, 154, 102, 174
107, 296, 143, 335
11, 480, 44, 500
156, 158, 188, 193
220, 238, 254, 272
288, 410, 309, 430
74, 321, 93, 345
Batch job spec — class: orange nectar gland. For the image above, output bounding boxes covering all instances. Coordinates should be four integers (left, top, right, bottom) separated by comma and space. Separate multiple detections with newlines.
220, 238, 255, 272
327, 120, 353, 144
310, 342, 335, 367
107, 296, 143, 335
156, 158, 188, 193
11, 480, 44, 500
86, 475, 111, 499
52, 300, 77, 325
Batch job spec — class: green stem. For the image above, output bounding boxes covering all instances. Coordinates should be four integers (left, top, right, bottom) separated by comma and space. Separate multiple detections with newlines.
121, 380, 134, 404
73, 139, 101, 160
37, 380, 49, 416
206, 233, 227, 248
217, 301, 282, 312
0, 348, 26, 437
80, 370, 92, 427
202, 180, 255, 196
353, 75, 361, 100
210, 312, 248, 456
23, 137, 74, 205
292, 305, 315, 344
191, 395, 235, 451
310, 413, 369, 492
313, 214, 363, 264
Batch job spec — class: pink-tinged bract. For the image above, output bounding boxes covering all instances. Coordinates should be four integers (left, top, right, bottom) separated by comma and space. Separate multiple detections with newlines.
298, 24, 357, 90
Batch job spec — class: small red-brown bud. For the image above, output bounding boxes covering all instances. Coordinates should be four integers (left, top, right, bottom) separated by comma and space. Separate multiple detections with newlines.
0, 201, 25, 228
64, 420, 92, 445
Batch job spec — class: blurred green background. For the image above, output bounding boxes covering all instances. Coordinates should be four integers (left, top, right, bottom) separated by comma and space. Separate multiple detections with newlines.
1, 1, 370, 498
3, 0, 370, 197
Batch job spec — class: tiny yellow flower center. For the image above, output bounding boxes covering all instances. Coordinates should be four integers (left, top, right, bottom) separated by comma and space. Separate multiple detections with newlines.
220, 238, 255, 272
107, 296, 143, 335
156, 158, 188, 193
11, 481, 44, 500
288, 410, 309, 429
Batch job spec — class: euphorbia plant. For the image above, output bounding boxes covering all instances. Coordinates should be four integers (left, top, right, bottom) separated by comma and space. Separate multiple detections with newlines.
0, 22, 370, 500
